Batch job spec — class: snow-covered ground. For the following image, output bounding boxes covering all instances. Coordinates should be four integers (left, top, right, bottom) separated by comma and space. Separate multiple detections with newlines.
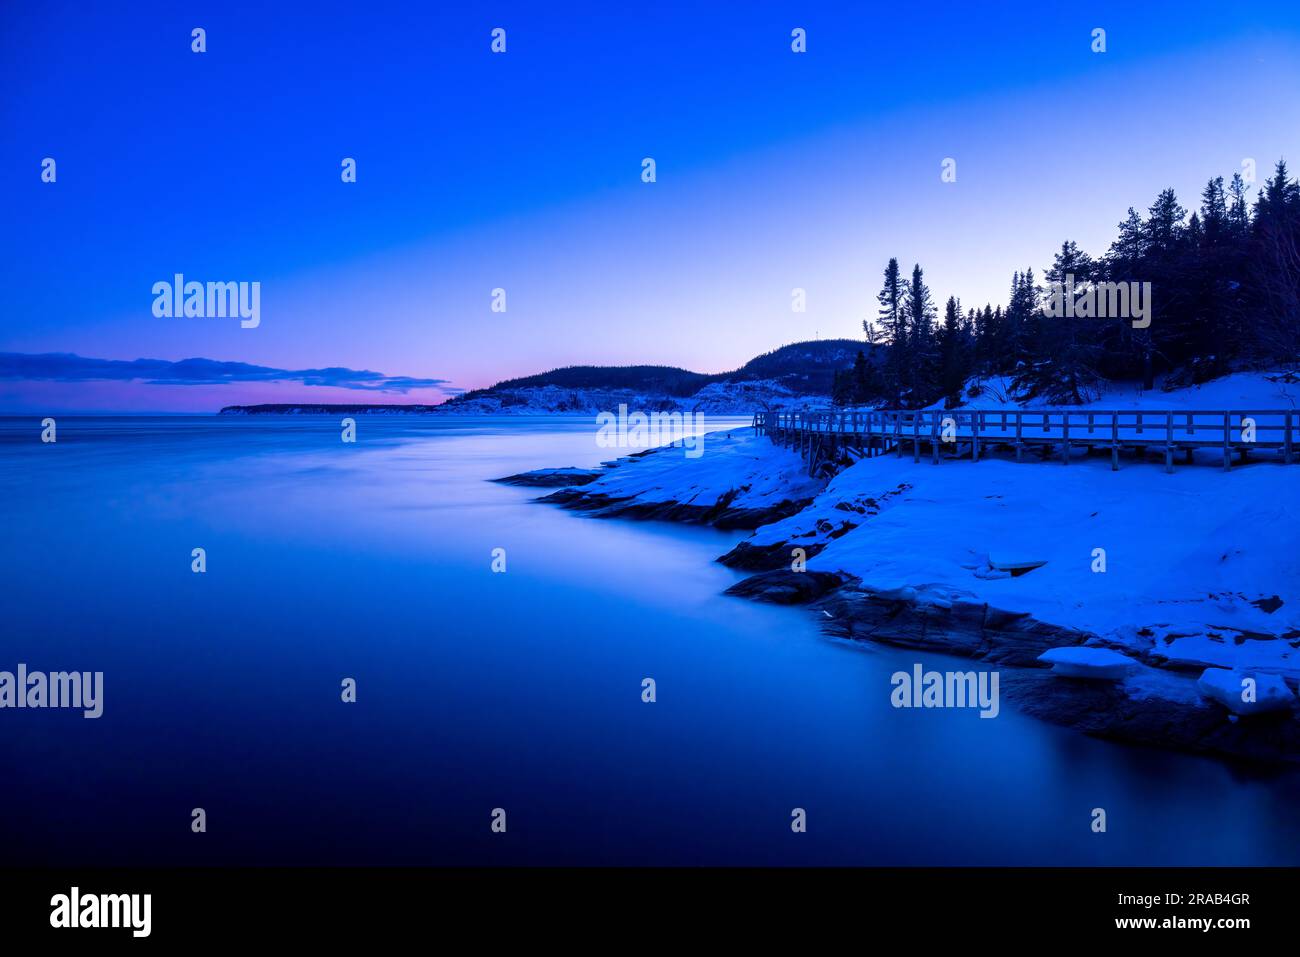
548, 374, 1298, 669
524, 371, 1300, 754
939, 371, 1300, 412
552, 429, 825, 519
745, 372, 1300, 696
530, 372, 1300, 689
756, 451, 1298, 667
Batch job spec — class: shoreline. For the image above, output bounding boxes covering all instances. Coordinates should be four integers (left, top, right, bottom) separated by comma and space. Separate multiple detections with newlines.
502, 394, 1300, 766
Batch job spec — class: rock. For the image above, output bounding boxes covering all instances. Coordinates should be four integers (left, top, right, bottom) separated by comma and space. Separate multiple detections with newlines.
493, 467, 602, 488
716, 539, 825, 571
538, 488, 814, 530
723, 570, 846, 604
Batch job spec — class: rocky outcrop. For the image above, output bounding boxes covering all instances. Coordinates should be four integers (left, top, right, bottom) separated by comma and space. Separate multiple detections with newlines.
723, 569, 847, 604
493, 468, 602, 488
1001, 669, 1300, 764
727, 571, 1300, 764
537, 488, 814, 531
716, 539, 827, 571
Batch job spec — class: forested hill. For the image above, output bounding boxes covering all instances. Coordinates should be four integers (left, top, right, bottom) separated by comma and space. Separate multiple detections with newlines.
218, 339, 876, 414
445, 339, 873, 404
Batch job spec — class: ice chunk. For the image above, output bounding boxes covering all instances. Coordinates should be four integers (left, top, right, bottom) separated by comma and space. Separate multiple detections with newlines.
1038, 646, 1136, 680
1196, 668, 1295, 715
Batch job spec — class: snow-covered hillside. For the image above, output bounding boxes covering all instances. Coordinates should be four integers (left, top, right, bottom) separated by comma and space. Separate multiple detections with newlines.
446, 379, 824, 415
945, 370, 1300, 411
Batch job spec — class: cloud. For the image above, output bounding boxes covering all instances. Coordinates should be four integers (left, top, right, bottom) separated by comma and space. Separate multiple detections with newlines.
0, 352, 453, 394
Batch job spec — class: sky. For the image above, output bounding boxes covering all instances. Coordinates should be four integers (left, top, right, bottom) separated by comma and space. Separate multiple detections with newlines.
2, 1, 1299, 412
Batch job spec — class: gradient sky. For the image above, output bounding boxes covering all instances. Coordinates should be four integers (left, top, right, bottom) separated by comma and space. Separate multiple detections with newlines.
2, 1, 1299, 411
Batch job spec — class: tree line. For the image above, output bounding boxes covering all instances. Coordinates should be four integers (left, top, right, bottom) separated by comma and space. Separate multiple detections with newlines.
832, 159, 1300, 408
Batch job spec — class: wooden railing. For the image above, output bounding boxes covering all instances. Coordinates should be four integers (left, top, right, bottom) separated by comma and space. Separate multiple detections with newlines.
753, 407, 1297, 473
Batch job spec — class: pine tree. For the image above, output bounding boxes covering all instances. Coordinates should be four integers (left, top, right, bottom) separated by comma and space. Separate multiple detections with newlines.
903, 263, 937, 406
1251, 160, 1300, 359
937, 296, 968, 406
1227, 172, 1250, 237
877, 257, 907, 406
1016, 242, 1101, 403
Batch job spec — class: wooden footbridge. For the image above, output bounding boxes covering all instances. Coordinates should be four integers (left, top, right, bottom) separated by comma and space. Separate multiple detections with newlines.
753, 408, 1298, 476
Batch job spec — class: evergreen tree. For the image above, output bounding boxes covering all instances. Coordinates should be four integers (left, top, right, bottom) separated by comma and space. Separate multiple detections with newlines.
903, 263, 937, 406
877, 257, 907, 406
1015, 242, 1101, 403
937, 296, 968, 406
1251, 160, 1300, 359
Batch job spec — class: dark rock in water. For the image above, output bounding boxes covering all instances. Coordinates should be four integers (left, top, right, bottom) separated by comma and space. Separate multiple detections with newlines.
717, 539, 826, 571
1001, 670, 1300, 764
799, 585, 1300, 763
803, 588, 1090, 667
723, 569, 847, 604
537, 488, 814, 531
494, 468, 601, 488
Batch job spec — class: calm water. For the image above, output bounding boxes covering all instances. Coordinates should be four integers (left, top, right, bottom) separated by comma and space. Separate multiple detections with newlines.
2, 415, 1299, 866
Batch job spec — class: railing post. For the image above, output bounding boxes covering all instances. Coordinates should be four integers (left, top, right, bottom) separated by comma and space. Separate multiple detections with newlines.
1061, 412, 1070, 464
1164, 411, 1173, 473
931, 411, 940, 464
1222, 411, 1231, 471
1015, 411, 1023, 461
973, 411, 981, 462
1286, 411, 1294, 465
1111, 412, 1119, 471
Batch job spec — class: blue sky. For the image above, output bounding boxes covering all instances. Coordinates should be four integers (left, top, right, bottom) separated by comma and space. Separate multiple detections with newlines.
2, 1, 1299, 411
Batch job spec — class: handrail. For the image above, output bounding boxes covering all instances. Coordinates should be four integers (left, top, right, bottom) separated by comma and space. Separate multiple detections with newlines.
753, 407, 1298, 472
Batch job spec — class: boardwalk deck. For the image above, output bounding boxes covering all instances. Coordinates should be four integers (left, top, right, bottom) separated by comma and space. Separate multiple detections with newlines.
753, 408, 1298, 476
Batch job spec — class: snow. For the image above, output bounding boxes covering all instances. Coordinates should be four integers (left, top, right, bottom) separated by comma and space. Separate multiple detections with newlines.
1197, 667, 1295, 715
573, 427, 826, 513
1038, 647, 1137, 680
443, 379, 827, 415
530, 373, 1300, 685
941, 371, 1300, 412
742, 373, 1300, 678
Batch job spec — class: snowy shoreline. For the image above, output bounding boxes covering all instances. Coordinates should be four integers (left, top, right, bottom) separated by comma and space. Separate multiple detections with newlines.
504, 372, 1300, 764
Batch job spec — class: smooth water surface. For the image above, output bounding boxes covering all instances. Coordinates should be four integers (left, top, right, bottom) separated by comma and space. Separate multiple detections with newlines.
2, 415, 1298, 865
